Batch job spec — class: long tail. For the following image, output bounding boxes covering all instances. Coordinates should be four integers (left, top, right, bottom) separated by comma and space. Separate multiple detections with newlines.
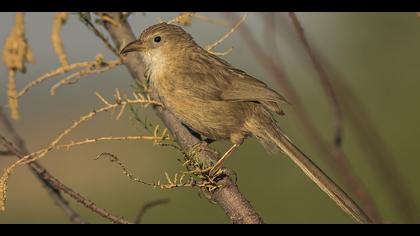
251, 120, 372, 224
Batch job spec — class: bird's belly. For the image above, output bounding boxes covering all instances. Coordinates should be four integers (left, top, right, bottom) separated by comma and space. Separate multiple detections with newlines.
162, 93, 245, 140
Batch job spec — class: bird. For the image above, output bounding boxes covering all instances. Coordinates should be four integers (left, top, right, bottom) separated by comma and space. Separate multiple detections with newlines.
120, 22, 371, 224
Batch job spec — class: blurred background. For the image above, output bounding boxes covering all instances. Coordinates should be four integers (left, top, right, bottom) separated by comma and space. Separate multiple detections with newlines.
0, 12, 419, 224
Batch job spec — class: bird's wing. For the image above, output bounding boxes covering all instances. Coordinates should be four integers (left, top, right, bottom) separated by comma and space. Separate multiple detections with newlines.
173, 50, 289, 115
220, 72, 289, 115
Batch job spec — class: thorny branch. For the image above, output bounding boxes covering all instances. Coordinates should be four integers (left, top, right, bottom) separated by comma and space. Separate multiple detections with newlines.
0, 91, 163, 212
18, 54, 122, 98
0, 108, 87, 224
1, 136, 133, 224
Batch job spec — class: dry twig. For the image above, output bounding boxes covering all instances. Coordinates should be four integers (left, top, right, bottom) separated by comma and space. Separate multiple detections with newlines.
52, 12, 70, 66
206, 13, 248, 56
0, 91, 162, 211
17, 54, 122, 98
226, 12, 382, 223
134, 198, 170, 224
288, 12, 343, 146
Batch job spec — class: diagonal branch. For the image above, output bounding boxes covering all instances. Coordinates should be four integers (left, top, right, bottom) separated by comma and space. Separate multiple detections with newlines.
225, 12, 382, 223
288, 12, 343, 147
134, 198, 170, 224
100, 12, 263, 224
0, 107, 86, 224
287, 12, 419, 223
0, 136, 131, 224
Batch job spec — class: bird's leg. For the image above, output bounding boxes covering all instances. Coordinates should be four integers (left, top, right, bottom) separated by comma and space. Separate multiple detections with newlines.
209, 143, 241, 176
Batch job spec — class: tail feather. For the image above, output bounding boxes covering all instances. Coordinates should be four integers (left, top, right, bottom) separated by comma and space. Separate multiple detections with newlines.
248, 119, 372, 224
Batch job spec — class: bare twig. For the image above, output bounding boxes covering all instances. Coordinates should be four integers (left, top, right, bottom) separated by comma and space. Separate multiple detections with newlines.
0, 134, 133, 224
206, 13, 247, 55
56, 134, 168, 150
288, 12, 343, 146
50, 57, 122, 95
78, 13, 120, 57
134, 198, 170, 224
52, 12, 70, 66
167, 12, 229, 27
167, 12, 196, 25
225, 12, 382, 223
101, 12, 263, 224
0, 108, 86, 223
17, 55, 122, 98
285, 12, 419, 223
0, 91, 162, 211
329, 67, 420, 223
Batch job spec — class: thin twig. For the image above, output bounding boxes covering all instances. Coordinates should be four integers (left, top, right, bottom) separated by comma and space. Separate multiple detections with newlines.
167, 12, 196, 25
0, 108, 86, 223
56, 135, 168, 151
286, 12, 420, 222
96, 152, 201, 190
329, 66, 420, 223
0, 92, 162, 211
50, 57, 122, 95
78, 13, 120, 57
225, 12, 382, 223
134, 198, 170, 224
194, 13, 230, 27
206, 13, 247, 54
1, 136, 130, 224
17, 55, 122, 98
288, 12, 343, 146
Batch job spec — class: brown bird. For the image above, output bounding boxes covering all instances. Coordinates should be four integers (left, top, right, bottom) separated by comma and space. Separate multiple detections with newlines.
120, 22, 371, 224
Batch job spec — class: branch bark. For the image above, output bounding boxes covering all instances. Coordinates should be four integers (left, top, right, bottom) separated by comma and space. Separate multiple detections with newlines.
101, 12, 263, 224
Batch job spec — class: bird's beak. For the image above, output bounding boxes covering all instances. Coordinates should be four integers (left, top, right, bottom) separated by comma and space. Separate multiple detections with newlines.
120, 40, 145, 55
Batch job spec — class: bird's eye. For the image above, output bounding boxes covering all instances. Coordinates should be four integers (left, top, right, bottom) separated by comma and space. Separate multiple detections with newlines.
154, 36, 161, 43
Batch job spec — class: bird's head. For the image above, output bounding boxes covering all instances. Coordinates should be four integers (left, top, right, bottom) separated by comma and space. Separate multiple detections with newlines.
120, 22, 195, 67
